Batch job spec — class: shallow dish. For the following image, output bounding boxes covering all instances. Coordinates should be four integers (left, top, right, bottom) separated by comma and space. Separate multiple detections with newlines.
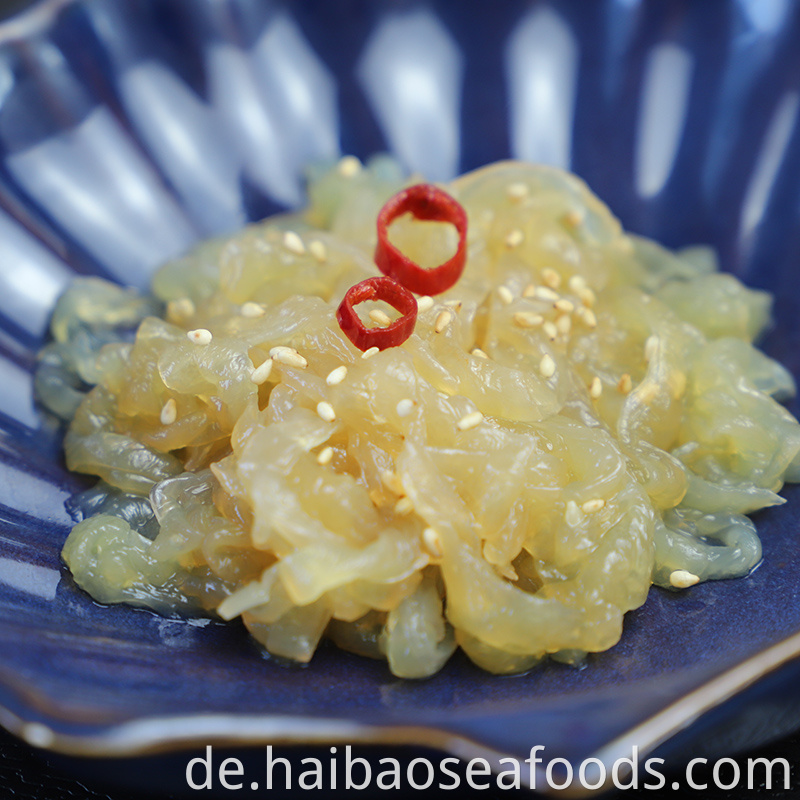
1, 0, 800, 793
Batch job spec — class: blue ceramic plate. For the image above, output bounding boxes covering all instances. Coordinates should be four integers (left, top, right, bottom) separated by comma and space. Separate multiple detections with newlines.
2, 0, 800, 793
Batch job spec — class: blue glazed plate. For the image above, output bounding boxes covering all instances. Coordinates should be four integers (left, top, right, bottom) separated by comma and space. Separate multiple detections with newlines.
2, 0, 800, 793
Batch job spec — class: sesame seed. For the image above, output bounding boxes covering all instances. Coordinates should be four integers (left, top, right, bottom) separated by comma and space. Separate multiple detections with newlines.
317, 446, 333, 466
308, 239, 328, 262
394, 497, 414, 516
617, 373, 633, 394
396, 398, 415, 417
283, 230, 305, 255
250, 358, 273, 385
535, 286, 560, 302
577, 307, 597, 328
444, 299, 462, 311
543, 321, 558, 341
471, 347, 489, 359
435, 310, 453, 333
562, 209, 585, 228
497, 285, 514, 305
506, 182, 529, 201
417, 295, 434, 312
381, 470, 405, 495
316, 401, 336, 422
539, 353, 556, 378
187, 328, 212, 345
582, 498, 605, 514
513, 311, 544, 329
568, 275, 587, 293
361, 346, 379, 359
160, 398, 177, 425
669, 569, 700, 589
241, 301, 266, 318
522, 284, 537, 298
167, 298, 195, 320
565, 500, 582, 527
422, 527, 444, 558
369, 308, 393, 327
579, 287, 597, 307
457, 410, 483, 431
271, 346, 307, 368
589, 376, 603, 399
338, 155, 361, 176
542, 268, 561, 289
505, 229, 524, 248
555, 314, 572, 335
326, 365, 347, 386
554, 298, 574, 314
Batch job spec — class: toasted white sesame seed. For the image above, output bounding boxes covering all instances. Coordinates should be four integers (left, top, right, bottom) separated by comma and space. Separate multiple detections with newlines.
579, 287, 597, 307
168, 298, 195, 320
160, 398, 177, 425
522, 284, 537, 298
577, 307, 598, 328
271, 346, 308, 368
644, 335, 660, 362
283, 230, 305, 255
589, 376, 603, 399
435, 310, 453, 333
241, 301, 266, 318
471, 347, 489, 359
542, 268, 561, 290
535, 286, 560, 302
308, 239, 327, 262
669, 569, 700, 589
505, 229, 524, 248
513, 311, 544, 329
250, 358, 273, 385
539, 353, 556, 378
396, 398, 415, 417
338, 155, 362, 176
568, 275, 587, 293
326, 365, 347, 386
582, 498, 605, 514
316, 401, 336, 422
444, 299, 462, 311
317, 446, 333, 466
543, 321, 558, 341
394, 497, 414, 516
457, 410, 483, 431
187, 328, 212, 345
497, 285, 514, 305
369, 308, 393, 327
361, 346, 379, 359
554, 298, 574, 314
562, 209, 585, 228
381, 470, 405, 495
565, 500, 582, 527
506, 182, 529, 201
417, 295, 434, 312
618, 373, 633, 394
555, 314, 572, 335
422, 527, 444, 558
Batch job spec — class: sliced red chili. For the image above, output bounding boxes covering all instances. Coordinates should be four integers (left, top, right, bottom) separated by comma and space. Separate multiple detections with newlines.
374, 184, 467, 296
336, 276, 418, 352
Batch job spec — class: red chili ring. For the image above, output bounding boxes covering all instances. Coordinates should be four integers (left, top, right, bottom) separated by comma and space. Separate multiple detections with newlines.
336, 276, 418, 352
374, 184, 468, 296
